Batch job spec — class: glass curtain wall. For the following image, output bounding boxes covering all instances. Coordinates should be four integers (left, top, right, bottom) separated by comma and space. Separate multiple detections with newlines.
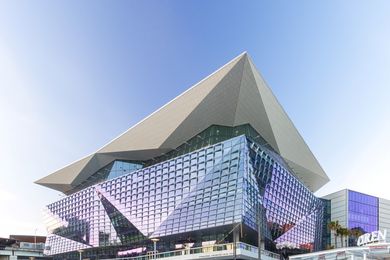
44, 134, 323, 259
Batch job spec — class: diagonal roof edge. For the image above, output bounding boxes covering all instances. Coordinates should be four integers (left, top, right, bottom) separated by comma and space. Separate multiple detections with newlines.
233, 55, 280, 152
158, 54, 247, 149
36, 52, 249, 193
35, 51, 329, 193
97, 51, 249, 153
246, 55, 329, 187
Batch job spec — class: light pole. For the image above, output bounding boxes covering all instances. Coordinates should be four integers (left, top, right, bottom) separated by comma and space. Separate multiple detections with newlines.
78, 249, 84, 260
34, 228, 38, 250
257, 201, 262, 260
151, 238, 159, 259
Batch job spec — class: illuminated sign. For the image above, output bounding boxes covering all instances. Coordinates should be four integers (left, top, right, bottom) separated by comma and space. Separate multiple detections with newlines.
357, 230, 387, 246
118, 247, 146, 256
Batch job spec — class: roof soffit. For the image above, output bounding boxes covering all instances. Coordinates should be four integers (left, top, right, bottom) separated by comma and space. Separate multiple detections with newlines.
35, 52, 329, 193
247, 57, 329, 184
233, 56, 280, 152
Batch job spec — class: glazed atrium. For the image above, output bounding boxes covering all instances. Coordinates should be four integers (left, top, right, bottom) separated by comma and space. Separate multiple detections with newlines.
36, 52, 329, 259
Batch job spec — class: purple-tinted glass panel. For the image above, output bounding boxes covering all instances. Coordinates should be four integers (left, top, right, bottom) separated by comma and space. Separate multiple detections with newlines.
348, 190, 378, 233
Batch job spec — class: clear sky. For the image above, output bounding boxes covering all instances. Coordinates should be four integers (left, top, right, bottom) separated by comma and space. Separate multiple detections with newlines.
0, 1, 389, 237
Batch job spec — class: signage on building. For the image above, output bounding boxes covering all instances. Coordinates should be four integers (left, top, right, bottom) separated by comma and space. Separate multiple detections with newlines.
357, 230, 387, 246
368, 245, 389, 254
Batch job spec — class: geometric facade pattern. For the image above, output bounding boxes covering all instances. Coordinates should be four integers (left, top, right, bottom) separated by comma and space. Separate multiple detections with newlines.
246, 139, 323, 251
44, 135, 323, 257
35, 53, 330, 259
96, 190, 147, 244
44, 234, 92, 256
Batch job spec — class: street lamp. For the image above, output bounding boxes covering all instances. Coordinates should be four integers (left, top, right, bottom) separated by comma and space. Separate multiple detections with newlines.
151, 238, 159, 259
34, 228, 38, 250
77, 249, 84, 260
257, 201, 262, 260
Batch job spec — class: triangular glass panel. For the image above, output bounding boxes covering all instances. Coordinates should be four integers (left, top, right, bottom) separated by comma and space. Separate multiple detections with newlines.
96, 190, 146, 244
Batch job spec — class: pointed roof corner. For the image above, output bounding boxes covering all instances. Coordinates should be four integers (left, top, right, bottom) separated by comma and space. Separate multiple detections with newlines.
239, 50, 248, 56
36, 53, 329, 193
235, 51, 250, 63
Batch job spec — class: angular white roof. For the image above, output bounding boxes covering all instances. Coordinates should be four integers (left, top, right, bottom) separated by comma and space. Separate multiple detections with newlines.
36, 52, 329, 193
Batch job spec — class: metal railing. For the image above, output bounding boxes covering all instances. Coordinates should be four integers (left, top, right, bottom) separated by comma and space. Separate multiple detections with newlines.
101, 242, 280, 260
237, 243, 280, 259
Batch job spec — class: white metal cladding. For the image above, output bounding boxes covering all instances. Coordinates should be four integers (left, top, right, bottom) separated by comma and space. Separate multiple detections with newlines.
35, 52, 329, 194
379, 198, 390, 231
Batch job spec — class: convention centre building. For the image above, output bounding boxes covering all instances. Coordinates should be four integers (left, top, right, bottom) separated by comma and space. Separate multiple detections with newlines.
36, 52, 330, 259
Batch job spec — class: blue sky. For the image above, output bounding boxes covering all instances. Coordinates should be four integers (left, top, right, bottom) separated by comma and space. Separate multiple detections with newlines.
0, 1, 389, 237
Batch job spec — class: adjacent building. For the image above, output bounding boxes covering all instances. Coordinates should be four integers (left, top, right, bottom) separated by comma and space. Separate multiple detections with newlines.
321, 189, 390, 248
291, 189, 390, 260
0, 236, 48, 260
35, 52, 329, 259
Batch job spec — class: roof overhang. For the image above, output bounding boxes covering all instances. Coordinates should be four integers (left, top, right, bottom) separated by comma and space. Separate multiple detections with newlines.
35, 52, 329, 193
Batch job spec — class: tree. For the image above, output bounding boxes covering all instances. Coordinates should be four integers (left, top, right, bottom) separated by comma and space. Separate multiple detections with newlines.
336, 227, 343, 248
338, 228, 349, 248
349, 227, 364, 246
328, 221, 341, 248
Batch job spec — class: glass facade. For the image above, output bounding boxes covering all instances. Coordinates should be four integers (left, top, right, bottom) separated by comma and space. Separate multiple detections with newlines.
245, 140, 323, 251
68, 124, 270, 195
44, 134, 323, 259
348, 190, 378, 233
70, 160, 143, 194
144, 124, 274, 166
320, 198, 331, 250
